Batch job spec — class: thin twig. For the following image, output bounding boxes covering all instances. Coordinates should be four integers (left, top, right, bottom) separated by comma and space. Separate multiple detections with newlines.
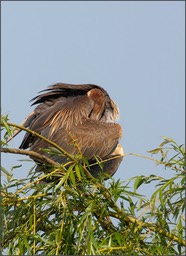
0, 147, 59, 167
33, 201, 36, 255
5, 122, 76, 162
125, 152, 183, 172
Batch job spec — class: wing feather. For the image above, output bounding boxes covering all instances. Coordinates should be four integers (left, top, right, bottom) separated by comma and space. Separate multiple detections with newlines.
20, 83, 121, 161
30, 118, 122, 163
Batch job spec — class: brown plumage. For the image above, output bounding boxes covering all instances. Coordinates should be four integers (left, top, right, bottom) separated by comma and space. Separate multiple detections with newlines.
19, 83, 123, 179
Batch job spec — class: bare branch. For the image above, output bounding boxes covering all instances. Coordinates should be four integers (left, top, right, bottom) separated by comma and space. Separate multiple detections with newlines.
0, 147, 59, 167
4, 121, 76, 162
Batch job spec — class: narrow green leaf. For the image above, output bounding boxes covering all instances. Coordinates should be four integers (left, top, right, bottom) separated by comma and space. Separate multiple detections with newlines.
147, 147, 163, 154
134, 176, 144, 192
75, 164, 82, 180
69, 169, 76, 186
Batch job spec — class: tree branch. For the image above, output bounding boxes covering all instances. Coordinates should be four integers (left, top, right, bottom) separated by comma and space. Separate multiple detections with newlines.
101, 189, 186, 247
5, 122, 76, 162
0, 147, 59, 167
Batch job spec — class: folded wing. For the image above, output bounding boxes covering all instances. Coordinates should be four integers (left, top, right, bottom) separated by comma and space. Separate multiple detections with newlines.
19, 83, 123, 178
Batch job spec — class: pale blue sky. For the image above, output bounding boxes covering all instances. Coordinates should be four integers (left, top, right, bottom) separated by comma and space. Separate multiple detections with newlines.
1, 1, 185, 195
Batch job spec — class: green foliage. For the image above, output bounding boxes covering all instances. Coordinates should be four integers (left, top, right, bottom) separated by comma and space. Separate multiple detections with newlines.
1, 116, 185, 255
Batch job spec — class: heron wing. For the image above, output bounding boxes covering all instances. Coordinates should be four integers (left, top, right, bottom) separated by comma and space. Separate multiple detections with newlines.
30, 119, 122, 163
19, 95, 93, 149
31, 83, 119, 121
20, 83, 120, 163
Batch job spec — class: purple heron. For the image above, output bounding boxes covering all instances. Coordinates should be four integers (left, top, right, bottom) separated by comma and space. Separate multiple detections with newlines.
19, 83, 123, 179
